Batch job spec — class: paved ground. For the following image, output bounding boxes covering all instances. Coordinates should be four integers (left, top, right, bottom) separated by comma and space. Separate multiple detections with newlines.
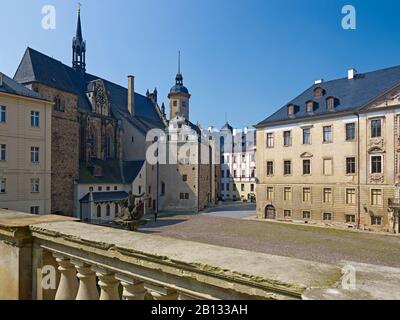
203, 202, 256, 219
140, 204, 400, 268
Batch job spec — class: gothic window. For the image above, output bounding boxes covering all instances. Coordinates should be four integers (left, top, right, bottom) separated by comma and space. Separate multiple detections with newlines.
54, 96, 65, 112
105, 134, 113, 158
106, 204, 110, 217
97, 205, 101, 218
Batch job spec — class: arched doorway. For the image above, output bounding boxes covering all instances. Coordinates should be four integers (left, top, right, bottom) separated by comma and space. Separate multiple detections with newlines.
265, 205, 276, 220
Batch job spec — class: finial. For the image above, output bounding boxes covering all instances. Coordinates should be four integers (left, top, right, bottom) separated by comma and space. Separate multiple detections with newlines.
178, 51, 181, 74
78, 2, 82, 14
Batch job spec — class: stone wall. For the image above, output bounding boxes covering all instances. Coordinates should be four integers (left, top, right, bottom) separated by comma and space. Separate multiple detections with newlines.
31, 84, 79, 216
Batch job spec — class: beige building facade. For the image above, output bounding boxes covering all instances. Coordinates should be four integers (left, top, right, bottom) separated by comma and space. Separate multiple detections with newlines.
256, 67, 400, 233
0, 73, 52, 215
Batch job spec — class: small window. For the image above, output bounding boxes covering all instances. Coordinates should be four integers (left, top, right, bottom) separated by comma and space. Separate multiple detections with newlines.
30, 206, 40, 215
241, 184, 245, 192
161, 182, 166, 196
303, 211, 311, 219
266, 133, 274, 148
303, 128, 311, 145
314, 87, 324, 98
0, 106, 6, 123
31, 147, 40, 163
371, 189, 383, 206
346, 157, 356, 175
371, 156, 382, 174
267, 161, 274, 176
250, 184, 255, 192
346, 215, 356, 223
326, 97, 335, 111
266, 187, 274, 201
346, 189, 356, 205
97, 205, 101, 218
323, 126, 333, 143
284, 210, 292, 218
284, 187, 292, 201
173, 100, 178, 107
0, 144, 6, 161
30, 111, 40, 127
371, 119, 382, 138
0, 179, 6, 193
346, 123, 356, 141
106, 204, 111, 217
323, 188, 332, 203
284, 160, 292, 175
114, 186, 118, 191
31, 179, 40, 193
306, 101, 314, 113
98, 186, 102, 191
182, 175, 188, 182
138, 186, 142, 194
303, 188, 311, 202
323, 212, 332, 221
283, 131, 292, 146
89, 187, 94, 192
371, 216, 382, 225
303, 160, 311, 175
106, 186, 110, 191
287, 105, 295, 116
115, 204, 119, 217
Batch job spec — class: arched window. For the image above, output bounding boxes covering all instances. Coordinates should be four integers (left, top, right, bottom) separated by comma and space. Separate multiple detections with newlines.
105, 135, 113, 158
97, 205, 101, 218
115, 203, 119, 217
54, 96, 64, 112
106, 204, 110, 217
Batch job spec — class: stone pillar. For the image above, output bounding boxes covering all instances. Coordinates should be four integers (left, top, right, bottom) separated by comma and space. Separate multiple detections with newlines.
73, 261, 99, 300
117, 274, 147, 300
95, 268, 120, 300
53, 254, 78, 300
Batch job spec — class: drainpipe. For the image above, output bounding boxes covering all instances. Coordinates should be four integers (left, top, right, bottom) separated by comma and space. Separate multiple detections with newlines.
355, 112, 361, 229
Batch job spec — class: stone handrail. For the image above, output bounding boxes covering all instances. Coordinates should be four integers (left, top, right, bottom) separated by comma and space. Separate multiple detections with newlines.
0, 210, 342, 300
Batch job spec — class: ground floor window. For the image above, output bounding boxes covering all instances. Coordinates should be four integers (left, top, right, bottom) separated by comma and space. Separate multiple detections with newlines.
303, 211, 311, 219
97, 205, 101, 218
106, 204, 110, 217
180, 193, 189, 200
371, 216, 383, 226
345, 215, 356, 223
30, 206, 39, 215
115, 203, 119, 216
323, 212, 332, 221
284, 210, 291, 218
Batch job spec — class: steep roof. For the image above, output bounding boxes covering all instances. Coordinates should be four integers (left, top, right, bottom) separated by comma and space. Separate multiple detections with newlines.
0, 72, 48, 101
79, 159, 144, 184
256, 65, 400, 127
14, 47, 164, 129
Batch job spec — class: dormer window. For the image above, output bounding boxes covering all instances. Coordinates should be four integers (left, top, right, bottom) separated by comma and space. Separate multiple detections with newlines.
288, 104, 295, 117
306, 101, 314, 114
326, 97, 336, 111
314, 87, 325, 99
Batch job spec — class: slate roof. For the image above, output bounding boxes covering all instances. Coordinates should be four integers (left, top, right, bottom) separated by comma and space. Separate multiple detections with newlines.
14, 47, 164, 130
256, 65, 400, 127
0, 72, 48, 101
80, 191, 129, 203
79, 159, 144, 184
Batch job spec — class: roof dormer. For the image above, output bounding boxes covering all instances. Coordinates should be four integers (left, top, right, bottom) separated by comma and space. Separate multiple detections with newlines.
313, 87, 325, 99
326, 96, 337, 112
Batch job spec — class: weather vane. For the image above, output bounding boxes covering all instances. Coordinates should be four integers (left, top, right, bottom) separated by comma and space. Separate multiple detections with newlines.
78, 2, 82, 13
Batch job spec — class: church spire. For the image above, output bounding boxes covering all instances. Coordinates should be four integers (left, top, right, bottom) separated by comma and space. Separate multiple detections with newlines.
72, 3, 86, 74
175, 51, 183, 86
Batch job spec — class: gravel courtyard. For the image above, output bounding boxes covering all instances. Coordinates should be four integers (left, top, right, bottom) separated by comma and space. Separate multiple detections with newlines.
139, 213, 400, 268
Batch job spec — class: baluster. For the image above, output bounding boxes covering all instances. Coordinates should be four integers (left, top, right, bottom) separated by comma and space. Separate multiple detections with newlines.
94, 268, 120, 300
73, 261, 99, 300
116, 274, 147, 300
150, 286, 179, 300
53, 254, 78, 300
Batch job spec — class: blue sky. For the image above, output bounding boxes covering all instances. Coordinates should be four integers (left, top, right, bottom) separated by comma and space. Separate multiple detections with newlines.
1, 0, 400, 129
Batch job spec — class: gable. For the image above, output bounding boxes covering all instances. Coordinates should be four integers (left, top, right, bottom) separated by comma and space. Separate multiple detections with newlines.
362, 84, 400, 111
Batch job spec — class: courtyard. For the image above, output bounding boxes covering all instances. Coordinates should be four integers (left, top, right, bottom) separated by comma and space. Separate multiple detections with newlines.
140, 203, 400, 268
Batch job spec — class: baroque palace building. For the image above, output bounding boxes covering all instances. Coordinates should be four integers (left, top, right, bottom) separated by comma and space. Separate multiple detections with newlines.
256, 67, 400, 234
0, 72, 53, 214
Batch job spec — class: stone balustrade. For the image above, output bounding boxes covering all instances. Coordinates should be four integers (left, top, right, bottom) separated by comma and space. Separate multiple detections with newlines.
0, 210, 343, 300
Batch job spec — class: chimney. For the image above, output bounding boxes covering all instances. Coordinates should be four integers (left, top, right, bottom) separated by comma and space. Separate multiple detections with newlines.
314, 79, 324, 85
0, 73, 3, 87
348, 68, 357, 80
128, 75, 135, 116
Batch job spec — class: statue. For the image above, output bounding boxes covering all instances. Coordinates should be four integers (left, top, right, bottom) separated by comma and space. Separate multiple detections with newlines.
115, 192, 147, 231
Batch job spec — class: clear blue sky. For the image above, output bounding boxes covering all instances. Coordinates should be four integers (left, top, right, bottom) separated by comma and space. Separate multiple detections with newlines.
1, 0, 400, 129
